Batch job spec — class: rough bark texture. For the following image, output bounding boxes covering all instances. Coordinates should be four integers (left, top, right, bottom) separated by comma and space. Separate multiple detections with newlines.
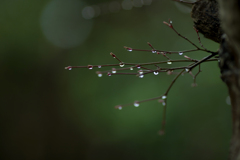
218, 0, 240, 159
191, 0, 223, 43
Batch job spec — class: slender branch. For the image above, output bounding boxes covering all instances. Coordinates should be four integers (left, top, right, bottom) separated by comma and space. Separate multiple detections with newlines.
65, 58, 218, 70
194, 27, 207, 50
164, 69, 185, 95
187, 52, 218, 71
172, 0, 195, 4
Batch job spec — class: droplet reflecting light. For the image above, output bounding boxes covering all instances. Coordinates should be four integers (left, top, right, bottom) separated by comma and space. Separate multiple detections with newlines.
162, 95, 167, 99
88, 65, 93, 69
134, 102, 139, 107
119, 62, 125, 67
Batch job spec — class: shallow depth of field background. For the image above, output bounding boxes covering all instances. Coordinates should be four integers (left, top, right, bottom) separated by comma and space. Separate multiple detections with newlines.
0, 0, 231, 160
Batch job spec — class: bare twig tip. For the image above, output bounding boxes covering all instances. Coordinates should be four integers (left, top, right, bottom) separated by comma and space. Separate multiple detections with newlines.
158, 130, 165, 136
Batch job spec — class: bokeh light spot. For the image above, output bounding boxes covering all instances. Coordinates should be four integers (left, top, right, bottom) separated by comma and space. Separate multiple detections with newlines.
40, 0, 93, 49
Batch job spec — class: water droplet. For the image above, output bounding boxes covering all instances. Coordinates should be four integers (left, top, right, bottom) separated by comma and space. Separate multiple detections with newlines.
185, 68, 189, 72
170, 20, 172, 24
107, 72, 111, 76
136, 65, 141, 69
138, 70, 143, 74
162, 102, 166, 106
179, 52, 183, 55
162, 95, 167, 99
152, 50, 157, 53
112, 68, 117, 73
139, 74, 144, 78
134, 102, 139, 107
98, 65, 102, 68
127, 48, 133, 52
130, 67, 133, 70
88, 65, 93, 70
167, 61, 172, 64
65, 66, 72, 70
98, 73, 102, 77
154, 72, 159, 75
118, 106, 122, 110
119, 62, 125, 67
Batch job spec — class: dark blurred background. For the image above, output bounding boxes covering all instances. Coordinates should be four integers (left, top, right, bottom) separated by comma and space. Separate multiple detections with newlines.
0, 0, 231, 160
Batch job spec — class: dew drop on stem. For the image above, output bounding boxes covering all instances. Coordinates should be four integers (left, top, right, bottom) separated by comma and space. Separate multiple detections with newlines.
139, 74, 144, 78
162, 95, 167, 99
152, 50, 157, 53
138, 70, 143, 74
88, 65, 93, 70
127, 48, 133, 52
134, 102, 139, 107
167, 61, 172, 65
119, 62, 125, 67
179, 52, 183, 55
107, 72, 112, 76
154, 72, 159, 75
112, 68, 117, 73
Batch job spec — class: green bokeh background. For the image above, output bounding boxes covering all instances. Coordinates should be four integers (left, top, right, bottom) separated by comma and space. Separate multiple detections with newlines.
0, 0, 231, 160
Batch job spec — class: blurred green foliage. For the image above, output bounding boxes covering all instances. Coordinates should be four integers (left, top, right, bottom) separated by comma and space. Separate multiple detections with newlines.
0, 0, 231, 160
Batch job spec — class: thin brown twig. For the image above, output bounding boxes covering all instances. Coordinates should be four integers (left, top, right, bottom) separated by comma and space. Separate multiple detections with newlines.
65, 58, 218, 70
172, 0, 195, 4
194, 27, 207, 50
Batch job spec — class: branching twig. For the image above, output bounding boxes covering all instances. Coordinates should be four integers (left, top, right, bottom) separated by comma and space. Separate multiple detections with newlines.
65, 20, 219, 134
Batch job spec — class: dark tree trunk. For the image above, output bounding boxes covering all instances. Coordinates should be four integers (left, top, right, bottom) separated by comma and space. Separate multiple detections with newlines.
218, 0, 240, 159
